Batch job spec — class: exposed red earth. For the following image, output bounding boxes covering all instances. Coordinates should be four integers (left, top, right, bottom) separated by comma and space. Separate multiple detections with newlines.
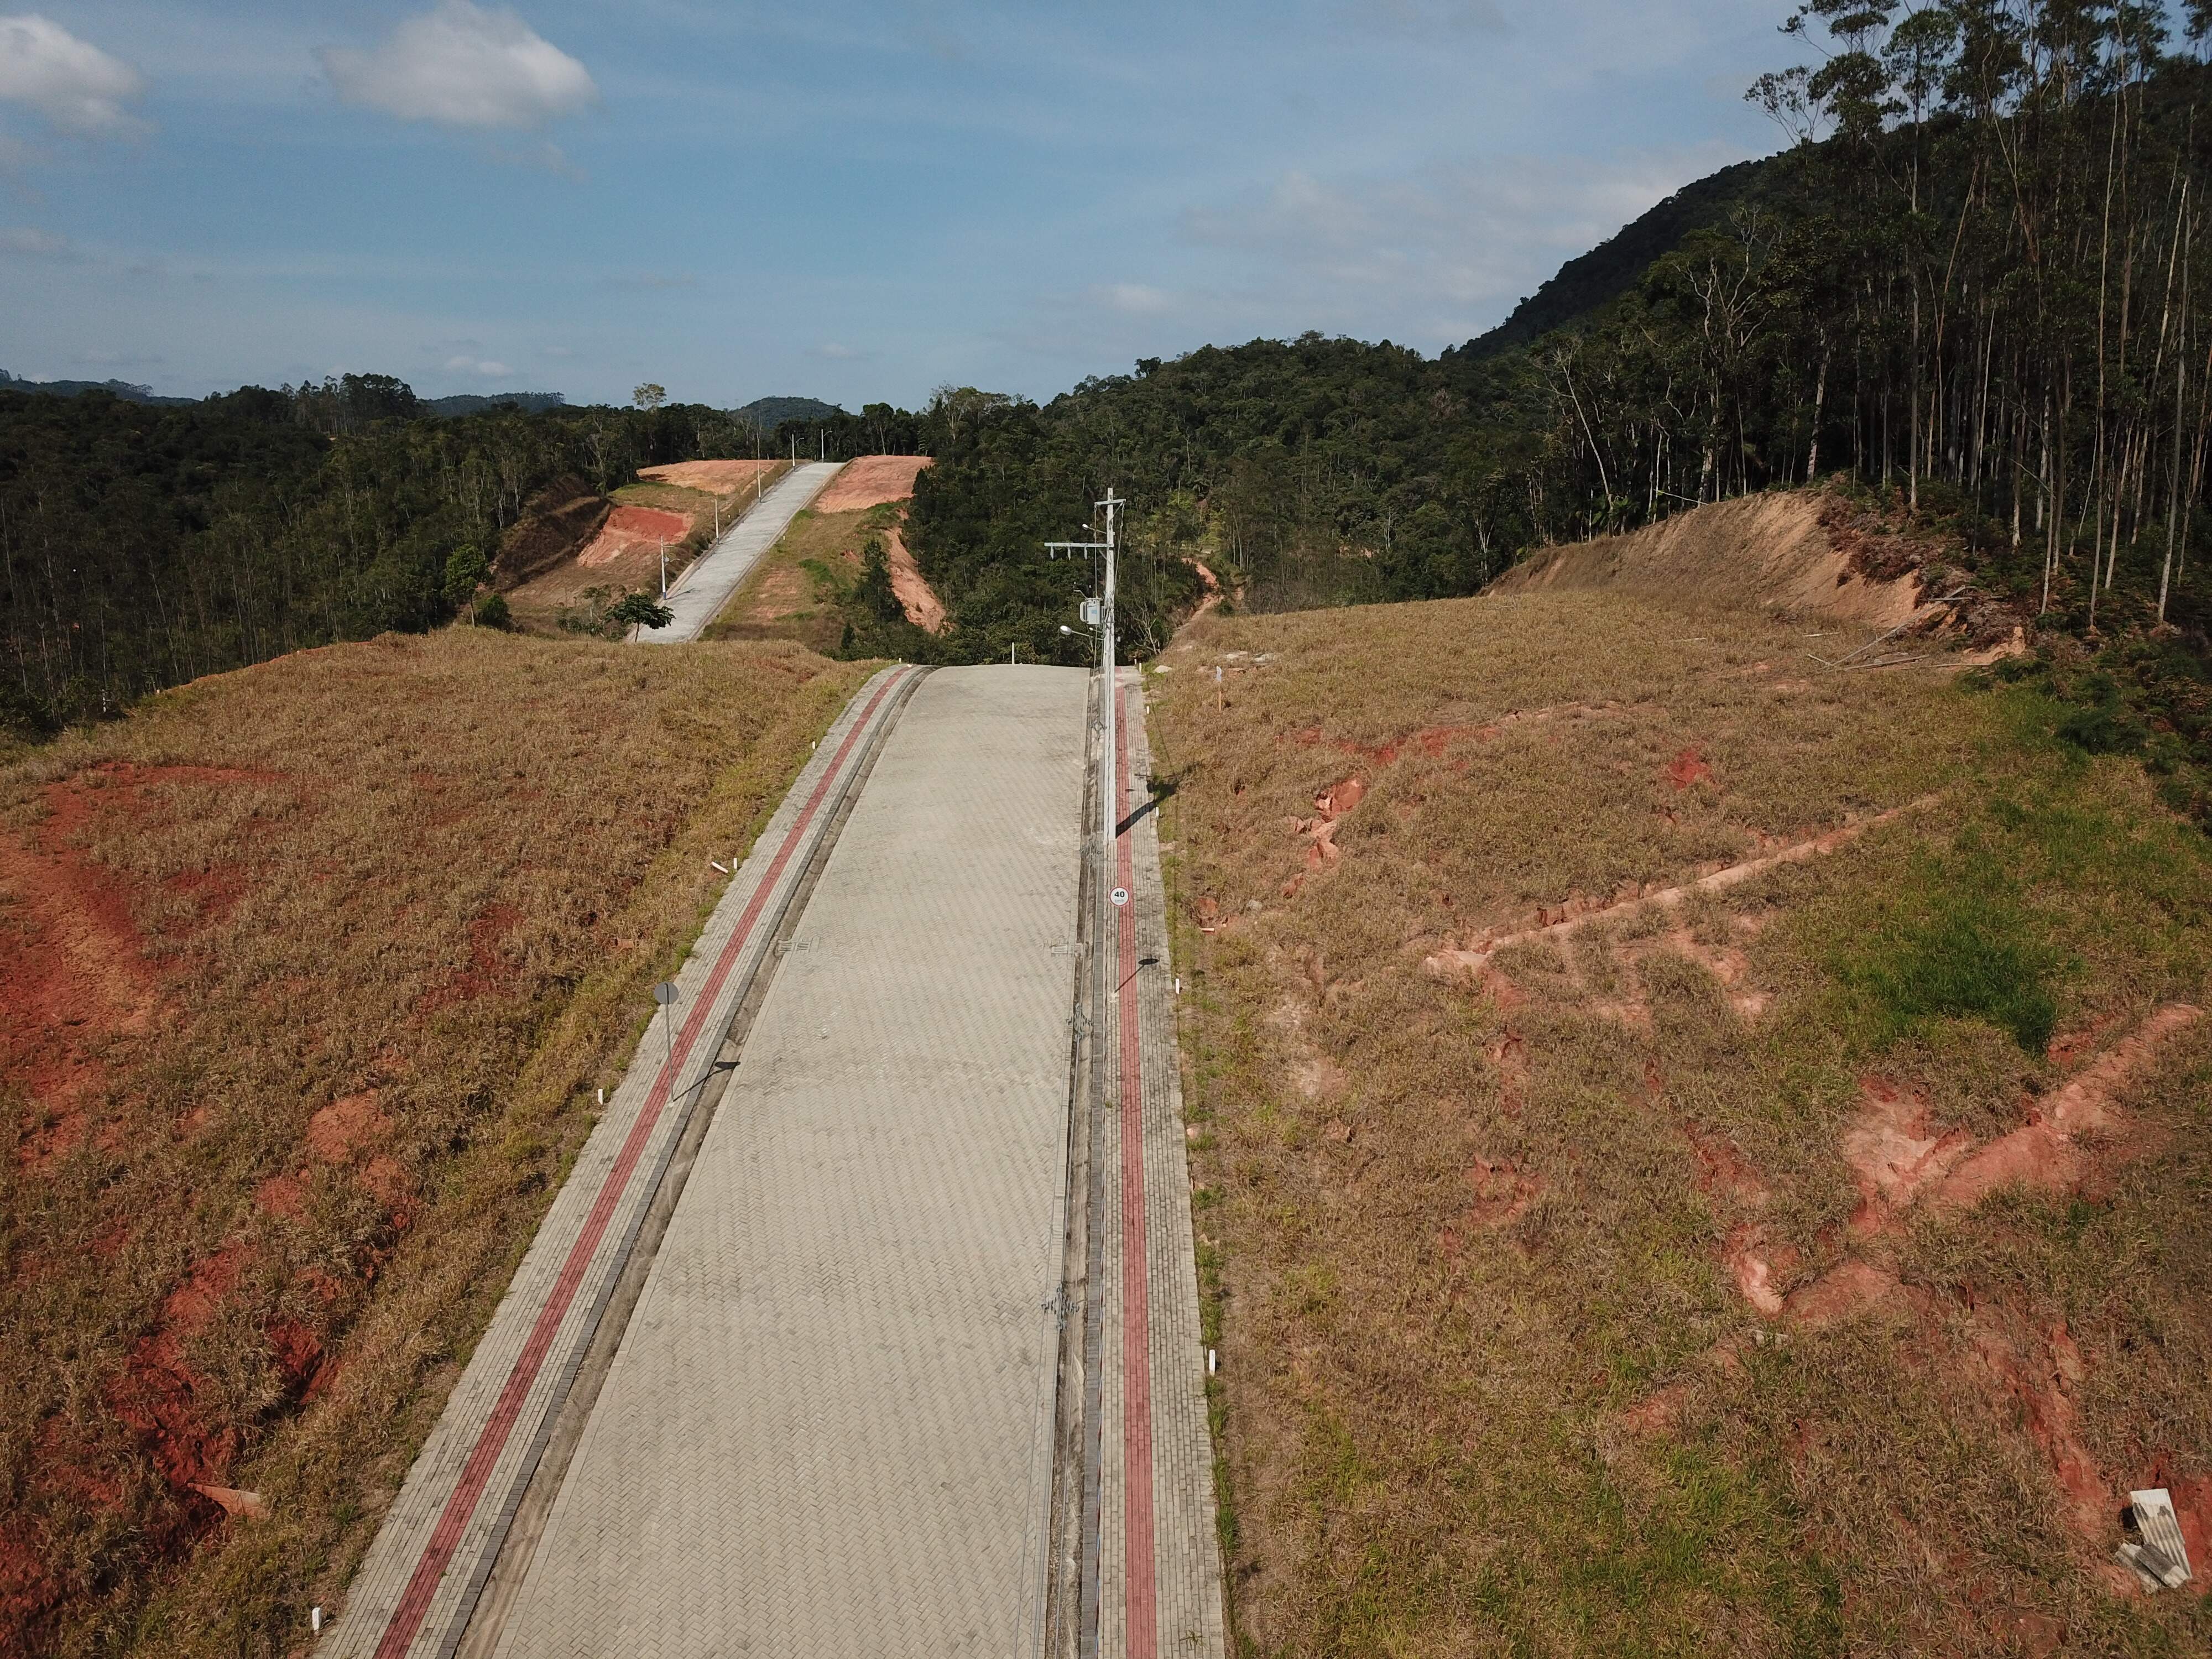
811, 453, 931, 513
1625, 1004, 2208, 1589
635, 460, 778, 491
577, 504, 692, 569
3, 764, 278, 1160
1422, 801, 1930, 978
883, 527, 946, 634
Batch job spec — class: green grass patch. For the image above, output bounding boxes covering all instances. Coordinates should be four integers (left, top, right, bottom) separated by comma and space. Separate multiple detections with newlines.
1833, 869, 2060, 1053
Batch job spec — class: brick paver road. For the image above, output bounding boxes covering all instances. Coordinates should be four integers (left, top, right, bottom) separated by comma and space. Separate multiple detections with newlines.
488, 666, 1087, 1657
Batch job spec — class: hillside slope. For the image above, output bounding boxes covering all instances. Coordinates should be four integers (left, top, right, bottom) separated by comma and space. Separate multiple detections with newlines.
1447, 154, 1777, 361
1492, 488, 2026, 651
0, 630, 873, 1654
1151, 581, 2212, 1652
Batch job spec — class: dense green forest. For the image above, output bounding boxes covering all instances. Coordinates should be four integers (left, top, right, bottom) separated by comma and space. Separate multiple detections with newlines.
13, 0, 2212, 819
891, 1, 2212, 816
0, 377, 916, 729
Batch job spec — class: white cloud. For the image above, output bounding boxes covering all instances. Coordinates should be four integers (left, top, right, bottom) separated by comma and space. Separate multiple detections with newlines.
318, 2, 597, 131
813, 341, 860, 359
0, 222, 67, 255
1095, 283, 1176, 316
0, 14, 145, 135
445, 353, 510, 377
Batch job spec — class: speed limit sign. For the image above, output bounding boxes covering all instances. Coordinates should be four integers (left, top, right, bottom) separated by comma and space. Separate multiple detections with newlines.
1111, 888, 1130, 907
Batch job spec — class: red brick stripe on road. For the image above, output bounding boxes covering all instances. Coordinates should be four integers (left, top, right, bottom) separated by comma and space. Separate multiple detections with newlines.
371, 667, 915, 1659
1116, 685, 1159, 1659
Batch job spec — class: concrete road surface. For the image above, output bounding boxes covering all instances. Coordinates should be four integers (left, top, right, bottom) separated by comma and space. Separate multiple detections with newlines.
487, 665, 1087, 1656
635, 460, 842, 644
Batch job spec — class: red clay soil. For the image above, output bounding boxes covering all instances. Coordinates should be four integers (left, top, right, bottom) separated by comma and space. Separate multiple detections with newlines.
1425, 802, 1929, 978
1463, 1154, 1543, 1229
578, 505, 693, 569
305, 1091, 393, 1164
110, 1247, 250, 1496
1674, 1005, 2211, 1584
1190, 560, 1225, 622
1280, 776, 1369, 896
812, 454, 932, 514
637, 460, 778, 492
417, 901, 524, 1011
1286, 700, 1658, 771
3, 764, 276, 1145
883, 526, 946, 633
1838, 1005, 2203, 1238
1665, 745, 1716, 790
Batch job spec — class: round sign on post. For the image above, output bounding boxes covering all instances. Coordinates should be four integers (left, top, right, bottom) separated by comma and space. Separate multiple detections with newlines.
1111, 887, 1129, 907
653, 982, 679, 1005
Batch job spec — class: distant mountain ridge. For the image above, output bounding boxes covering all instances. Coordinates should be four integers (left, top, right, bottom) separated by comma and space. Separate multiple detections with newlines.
734, 395, 845, 427
0, 371, 570, 417
0, 369, 196, 406
1448, 155, 1780, 361
422, 392, 567, 416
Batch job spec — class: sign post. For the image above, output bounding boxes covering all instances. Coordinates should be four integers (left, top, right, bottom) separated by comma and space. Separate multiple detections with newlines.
653, 981, 679, 1073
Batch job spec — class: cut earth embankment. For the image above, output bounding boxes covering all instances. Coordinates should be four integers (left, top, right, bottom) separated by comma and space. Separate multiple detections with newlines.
706, 454, 943, 649
1493, 486, 2025, 655
1151, 583, 2212, 1653
0, 628, 875, 1655
499, 461, 794, 635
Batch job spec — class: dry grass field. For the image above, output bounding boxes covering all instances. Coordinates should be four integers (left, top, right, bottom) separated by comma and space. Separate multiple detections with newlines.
1150, 587, 2212, 1656
0, 628, 873, 1655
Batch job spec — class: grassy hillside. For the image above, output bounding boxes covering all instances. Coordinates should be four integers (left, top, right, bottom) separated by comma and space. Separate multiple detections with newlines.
1151, 578, 2212, 1653
0, 630, 873, 1655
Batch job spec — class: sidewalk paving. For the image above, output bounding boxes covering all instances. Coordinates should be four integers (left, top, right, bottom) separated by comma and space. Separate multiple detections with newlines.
1091, 669, 1228, 1659
326, 665, 923, 1659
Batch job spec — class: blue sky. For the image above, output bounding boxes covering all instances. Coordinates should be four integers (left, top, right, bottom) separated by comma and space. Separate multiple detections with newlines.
0, 1, 1794, 408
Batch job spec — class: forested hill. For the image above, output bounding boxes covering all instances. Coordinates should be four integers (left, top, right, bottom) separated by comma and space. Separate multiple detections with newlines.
894, 9, 2212, 823
0, 376, 915, 731
1449, 154, 1780, 361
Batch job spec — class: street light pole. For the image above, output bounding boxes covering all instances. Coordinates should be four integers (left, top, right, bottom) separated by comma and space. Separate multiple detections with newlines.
1044, 487, 1125, 1036
1095, 489, 1122, 875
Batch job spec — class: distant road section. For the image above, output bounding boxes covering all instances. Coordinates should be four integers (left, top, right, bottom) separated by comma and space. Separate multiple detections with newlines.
635, 460, 842, 644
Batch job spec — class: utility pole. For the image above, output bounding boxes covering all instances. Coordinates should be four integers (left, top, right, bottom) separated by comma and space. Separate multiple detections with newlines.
1045, 487, 1124, 962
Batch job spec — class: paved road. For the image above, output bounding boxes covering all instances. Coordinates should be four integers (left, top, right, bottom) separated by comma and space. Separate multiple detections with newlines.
326, 667, 924, 1659
635, 461, 843, 644
331, 660, 1226, 1659
488, 666, 1086, 1656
